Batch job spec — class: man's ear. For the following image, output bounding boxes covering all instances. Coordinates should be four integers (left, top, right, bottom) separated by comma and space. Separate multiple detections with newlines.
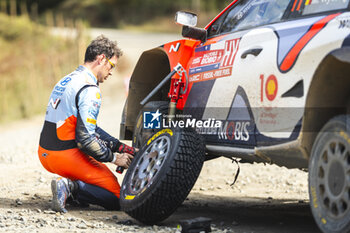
96, 54, 104, 65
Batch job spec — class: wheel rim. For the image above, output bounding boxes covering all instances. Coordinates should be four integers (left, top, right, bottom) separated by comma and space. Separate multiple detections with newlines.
130, 135, 170, 194
316, 138, 350, 219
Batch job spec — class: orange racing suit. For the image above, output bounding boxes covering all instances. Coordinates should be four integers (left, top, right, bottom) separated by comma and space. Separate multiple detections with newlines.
38, 66, 129, 209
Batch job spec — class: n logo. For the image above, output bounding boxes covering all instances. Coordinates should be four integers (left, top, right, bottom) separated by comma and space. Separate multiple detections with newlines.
169, 42, 181, 53
49, 98, 61, 109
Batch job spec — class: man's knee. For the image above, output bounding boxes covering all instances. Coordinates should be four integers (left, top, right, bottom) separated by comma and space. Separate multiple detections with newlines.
75, 181, 120, 210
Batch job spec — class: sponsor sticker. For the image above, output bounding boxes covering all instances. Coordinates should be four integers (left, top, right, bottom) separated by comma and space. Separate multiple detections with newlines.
190, 50, 224, 68
265, 75, 278, 101
189, 67, 233, 83
310, 186, 318, 208
88, 106, 98, 116
49, 98, 61, 109
169, 42, 181, 53
125, 195, 135, 200
188, 38, 240, 83
60, 77, 72, 86
222, 38, 240, 67
147, 129, 173, 145
338, 15, 350, 29
216, 121, 250, 142
340, 131, 350, 144
55, 86, 65, 92
87, 118, 97, 125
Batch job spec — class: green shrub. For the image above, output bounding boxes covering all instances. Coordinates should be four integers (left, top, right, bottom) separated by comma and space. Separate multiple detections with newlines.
0, 13, 85, 122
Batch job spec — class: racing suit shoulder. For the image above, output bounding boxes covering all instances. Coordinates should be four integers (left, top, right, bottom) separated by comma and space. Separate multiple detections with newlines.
40, 66, 99, 151
45, 66, 98, 123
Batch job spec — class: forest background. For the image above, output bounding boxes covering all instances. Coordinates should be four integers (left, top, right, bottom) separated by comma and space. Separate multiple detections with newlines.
7, 0, 231, 28
0, 0, 231, 122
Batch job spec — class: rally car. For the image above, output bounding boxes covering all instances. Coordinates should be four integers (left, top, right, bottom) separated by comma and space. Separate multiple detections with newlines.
119, 1, 350, 232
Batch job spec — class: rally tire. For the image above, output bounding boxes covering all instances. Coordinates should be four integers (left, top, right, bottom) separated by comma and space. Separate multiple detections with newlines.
132, 101, 169, 149
120, 128, 205, 224
309, 115, 350, 233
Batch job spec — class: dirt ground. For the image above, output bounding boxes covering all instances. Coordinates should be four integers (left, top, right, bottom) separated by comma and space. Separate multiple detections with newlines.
0, 91, 319, 233
0, 29, 321, 232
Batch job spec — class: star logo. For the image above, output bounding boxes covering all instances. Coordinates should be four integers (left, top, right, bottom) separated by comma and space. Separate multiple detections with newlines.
143, 110, 162, 129
151, 110, 162, 122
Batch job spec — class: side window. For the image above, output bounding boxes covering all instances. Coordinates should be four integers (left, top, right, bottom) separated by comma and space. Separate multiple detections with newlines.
220, 0, 291, 34
207, 12, 229, 38
301, 0, 349, 16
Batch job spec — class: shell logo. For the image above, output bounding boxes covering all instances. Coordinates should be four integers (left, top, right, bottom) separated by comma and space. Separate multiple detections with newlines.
265, 75, 278, 101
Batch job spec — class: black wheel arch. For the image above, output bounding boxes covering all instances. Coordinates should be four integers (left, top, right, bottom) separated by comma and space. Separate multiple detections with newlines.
120, 48, 171, 140
301, 47, 350, 157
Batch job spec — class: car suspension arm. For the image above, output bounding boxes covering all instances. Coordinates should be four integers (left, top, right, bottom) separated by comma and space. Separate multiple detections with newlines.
140, 63, 184, 106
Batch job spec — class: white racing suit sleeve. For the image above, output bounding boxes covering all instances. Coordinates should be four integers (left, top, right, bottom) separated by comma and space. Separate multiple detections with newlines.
75, 86, 117, 162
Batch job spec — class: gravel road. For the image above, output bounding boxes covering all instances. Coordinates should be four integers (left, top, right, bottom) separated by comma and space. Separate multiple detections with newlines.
0, 29, 320, 233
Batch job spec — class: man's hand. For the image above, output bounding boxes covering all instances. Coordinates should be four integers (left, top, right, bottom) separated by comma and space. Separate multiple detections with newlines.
113, 153, 134, 168
117, 144, 138, 156
115, 146, 139, 174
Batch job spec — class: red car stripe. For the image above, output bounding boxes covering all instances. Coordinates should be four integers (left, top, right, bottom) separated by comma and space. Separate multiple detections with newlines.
291, 0, 299, 12
296, 0, 303, 11
280, 13, 340, 72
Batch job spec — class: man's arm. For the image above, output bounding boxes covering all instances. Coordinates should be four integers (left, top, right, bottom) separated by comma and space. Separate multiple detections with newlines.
75, 86, 114, 162
95, 127, 136, 155
75, 86, 136, 162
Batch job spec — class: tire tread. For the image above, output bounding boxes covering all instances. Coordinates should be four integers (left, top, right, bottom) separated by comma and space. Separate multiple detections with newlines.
122, 128, 205, 224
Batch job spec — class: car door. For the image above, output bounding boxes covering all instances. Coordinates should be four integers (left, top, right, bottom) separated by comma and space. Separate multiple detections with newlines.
184, 0, 292, 147
184, 0, 350, 148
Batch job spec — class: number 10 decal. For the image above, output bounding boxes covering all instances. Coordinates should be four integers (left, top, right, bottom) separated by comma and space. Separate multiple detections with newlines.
260, 74, 278, 102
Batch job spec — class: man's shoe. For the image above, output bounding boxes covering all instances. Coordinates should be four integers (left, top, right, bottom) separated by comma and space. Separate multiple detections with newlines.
51, 177, 71, 213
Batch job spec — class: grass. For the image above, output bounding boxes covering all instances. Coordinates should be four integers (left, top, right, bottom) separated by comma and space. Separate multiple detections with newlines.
0, 13, 86, 123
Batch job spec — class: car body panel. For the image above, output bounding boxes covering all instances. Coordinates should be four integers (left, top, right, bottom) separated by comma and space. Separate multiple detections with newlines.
177, 12, 349, 147
121, 0, 350, 168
